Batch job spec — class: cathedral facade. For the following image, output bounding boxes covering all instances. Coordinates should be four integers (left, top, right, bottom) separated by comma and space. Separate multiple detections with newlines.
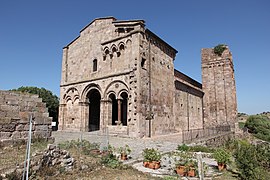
59, 17, 237, 138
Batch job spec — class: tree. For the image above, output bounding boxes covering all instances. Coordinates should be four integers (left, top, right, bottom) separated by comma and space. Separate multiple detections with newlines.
11, 86, 59, 123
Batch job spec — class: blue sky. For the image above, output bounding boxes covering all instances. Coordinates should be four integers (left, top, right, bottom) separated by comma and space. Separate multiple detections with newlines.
0, 0, 269, 115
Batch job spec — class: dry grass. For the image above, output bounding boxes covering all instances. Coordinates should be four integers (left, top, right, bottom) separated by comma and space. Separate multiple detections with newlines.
1, 141, 160, 180
0, 140, 48, 175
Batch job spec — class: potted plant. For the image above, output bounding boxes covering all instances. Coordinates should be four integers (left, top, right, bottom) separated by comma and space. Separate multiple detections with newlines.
185, 159, 197, 177
175, 158, 187, 176
142, 148, 161, 169
118, 144, 131, 160
213, 148, 230, 171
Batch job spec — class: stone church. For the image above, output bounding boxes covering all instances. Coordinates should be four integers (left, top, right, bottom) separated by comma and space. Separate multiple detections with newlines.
58, 17, 237, 138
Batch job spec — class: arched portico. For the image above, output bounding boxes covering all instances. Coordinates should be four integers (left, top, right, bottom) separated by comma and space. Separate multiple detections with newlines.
80, 84, 103, 132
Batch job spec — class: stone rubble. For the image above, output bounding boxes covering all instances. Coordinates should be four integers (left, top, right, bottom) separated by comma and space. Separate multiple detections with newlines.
1, 144, 74, 179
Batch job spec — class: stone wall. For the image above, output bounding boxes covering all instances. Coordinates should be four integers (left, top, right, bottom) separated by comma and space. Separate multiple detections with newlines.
137, 29, 177, 137
174, 70, 204, 132
201, 47, 237, 128
0, 91, 52, 146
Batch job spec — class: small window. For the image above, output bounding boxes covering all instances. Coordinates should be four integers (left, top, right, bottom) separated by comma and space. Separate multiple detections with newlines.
141, 58, 146, 68
93, 59, 97, 72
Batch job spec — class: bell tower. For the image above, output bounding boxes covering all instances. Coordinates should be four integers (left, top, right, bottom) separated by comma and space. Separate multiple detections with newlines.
201, 45, 237, 129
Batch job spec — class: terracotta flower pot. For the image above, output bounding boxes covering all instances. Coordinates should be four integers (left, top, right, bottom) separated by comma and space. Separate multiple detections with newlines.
187, 167, 196, 177
143, 161, 149, 168
121, 153, 128, 160
218, 163, 226, 171
146, 161, 161, 170
154, 161, 161, 169
175, 165, 186, 176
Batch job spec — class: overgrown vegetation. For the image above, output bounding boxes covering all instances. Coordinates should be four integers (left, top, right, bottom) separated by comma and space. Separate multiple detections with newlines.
214, 44, 227, 56
177, 144, 214, 153
245, 115, 270, 142
223, 139, 270, 180
234, 141, 270, 180
100, 153, 123, 169
58, 139, 100, 156
213, 148, 231, 164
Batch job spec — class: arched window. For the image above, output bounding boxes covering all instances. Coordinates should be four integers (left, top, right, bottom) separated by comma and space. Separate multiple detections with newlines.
93, 59, 97, 72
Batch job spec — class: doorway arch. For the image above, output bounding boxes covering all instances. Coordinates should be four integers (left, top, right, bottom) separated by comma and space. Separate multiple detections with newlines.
87, 89, 101, 131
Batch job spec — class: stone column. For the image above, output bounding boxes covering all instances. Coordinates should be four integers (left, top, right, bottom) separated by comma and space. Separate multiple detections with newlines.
79, 101, 89, 132
100, 99, 108, 132
107, 99, 112, 125
117, 98, 122, 125
58, 104, 66, 131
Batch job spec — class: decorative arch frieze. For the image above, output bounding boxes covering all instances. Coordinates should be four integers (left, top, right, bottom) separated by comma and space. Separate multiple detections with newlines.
63, 87, 80, 104
102, 39, 131, 60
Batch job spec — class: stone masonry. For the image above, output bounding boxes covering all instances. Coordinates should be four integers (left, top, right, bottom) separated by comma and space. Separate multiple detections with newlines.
59, 17, 236, 138
0, 91, 52, 146
201, 47, 237, 128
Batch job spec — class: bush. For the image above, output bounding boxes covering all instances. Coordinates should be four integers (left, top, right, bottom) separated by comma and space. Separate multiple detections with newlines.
177, 144, 190, 151
245, 115, 270, 142
142, 148, 161, 162
58, 139, 100, 155
177, 144, 214, 153
234, 141, 270, 180
213, 148, 231, 164
235, 142, 260, 179
100, 153, 121, 169
214, 44, 227, 56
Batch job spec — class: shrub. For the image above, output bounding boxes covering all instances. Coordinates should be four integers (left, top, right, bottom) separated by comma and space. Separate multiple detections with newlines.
235, 142, 260, 179
118, 144, 131, 155
213, 148, 231, 164
177, 144, 190, 151
213, 44, 227, 56
100, 153, 121, 169
142, 148, 161, 162
177, 144, 214, 153
58, 139, 100, 155
245, 115, 270, 142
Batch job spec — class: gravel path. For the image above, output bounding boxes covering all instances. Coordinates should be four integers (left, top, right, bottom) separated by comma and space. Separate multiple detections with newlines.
52, 131, 181, 160
52, 131, 221, 178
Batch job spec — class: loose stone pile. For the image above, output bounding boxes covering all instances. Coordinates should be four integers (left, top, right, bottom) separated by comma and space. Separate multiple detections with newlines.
1, 144, 74, 179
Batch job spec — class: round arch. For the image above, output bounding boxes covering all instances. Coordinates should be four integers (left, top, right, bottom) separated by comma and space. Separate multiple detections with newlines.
103, 80, 129, 99
81, 83, 102, 102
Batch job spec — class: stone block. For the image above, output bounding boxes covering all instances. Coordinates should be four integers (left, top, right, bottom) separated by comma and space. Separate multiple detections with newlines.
35, 125, 49, 131
11, 131, 21, 139
0, 105, 11, 111
0, 117, 12, 124
1, 123, 16, 132
20, 131, 29, 138
34, 131, 50, 138
6, 100, 19, 106
16, 124, 24, 131
0, 132, 12, 139
0, 111, 7, 117
23, 124, 35, 131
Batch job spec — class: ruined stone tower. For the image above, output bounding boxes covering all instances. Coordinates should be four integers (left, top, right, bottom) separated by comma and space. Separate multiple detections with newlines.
201, 46, 237, 128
